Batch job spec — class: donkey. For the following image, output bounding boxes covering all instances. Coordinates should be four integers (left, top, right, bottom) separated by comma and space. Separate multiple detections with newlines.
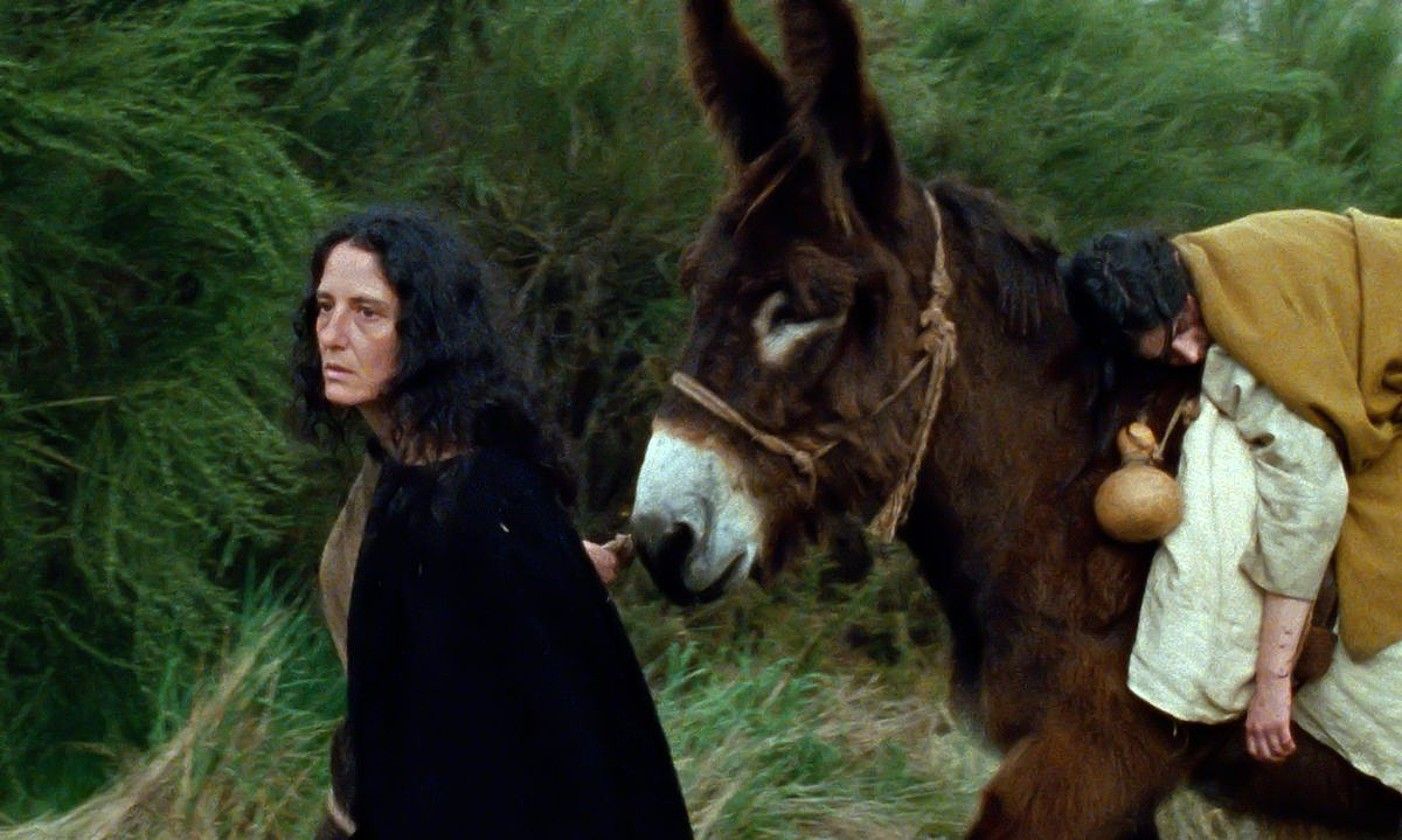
629, 1, 1402, 837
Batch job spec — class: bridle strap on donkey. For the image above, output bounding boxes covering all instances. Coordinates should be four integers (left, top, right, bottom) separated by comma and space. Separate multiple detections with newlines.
670, 189, 958, 542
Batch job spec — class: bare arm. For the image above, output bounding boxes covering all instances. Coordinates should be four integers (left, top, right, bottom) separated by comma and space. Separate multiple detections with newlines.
1245, 592, 1312, 762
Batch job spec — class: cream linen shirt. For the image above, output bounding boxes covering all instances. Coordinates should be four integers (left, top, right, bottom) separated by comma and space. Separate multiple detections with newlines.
1128, 345, 1400, 792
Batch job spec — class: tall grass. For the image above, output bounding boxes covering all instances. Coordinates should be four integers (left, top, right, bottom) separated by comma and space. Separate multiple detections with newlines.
0, 561, 1364, 839
0, 592, 341, 839
0, 562, 989, 839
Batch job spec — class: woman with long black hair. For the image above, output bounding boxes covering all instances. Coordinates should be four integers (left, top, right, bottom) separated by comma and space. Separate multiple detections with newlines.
293, 208, 691, 838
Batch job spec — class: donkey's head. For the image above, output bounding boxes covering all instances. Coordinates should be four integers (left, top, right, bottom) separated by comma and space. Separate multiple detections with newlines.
631, 0, 946, 605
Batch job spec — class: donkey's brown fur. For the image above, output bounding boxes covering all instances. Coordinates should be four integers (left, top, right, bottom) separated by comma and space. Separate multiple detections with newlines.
645, 1, 1402, 837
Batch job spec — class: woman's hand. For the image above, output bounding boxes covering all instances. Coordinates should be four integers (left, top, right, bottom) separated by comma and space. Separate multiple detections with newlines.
583, 534, 634, 587
1245, 673, 1295, 762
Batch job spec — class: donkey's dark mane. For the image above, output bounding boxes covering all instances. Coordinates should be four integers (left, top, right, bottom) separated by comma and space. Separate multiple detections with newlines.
928, 177, 1166, 452
929, 178, 1062, 339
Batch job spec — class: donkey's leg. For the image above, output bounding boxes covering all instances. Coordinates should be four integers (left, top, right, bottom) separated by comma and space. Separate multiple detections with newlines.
1192, 724, 1402, 835
966, 713, 1186, 840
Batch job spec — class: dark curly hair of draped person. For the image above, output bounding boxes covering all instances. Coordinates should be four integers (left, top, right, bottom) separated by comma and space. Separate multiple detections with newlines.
1059, 228, 1192, 382
291, 207, 576, 505
1060, 228, 1189, 348
1057, 227, 1194, 451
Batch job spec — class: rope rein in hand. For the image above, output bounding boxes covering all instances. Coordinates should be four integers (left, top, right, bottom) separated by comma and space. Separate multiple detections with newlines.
670, 189, 958, 542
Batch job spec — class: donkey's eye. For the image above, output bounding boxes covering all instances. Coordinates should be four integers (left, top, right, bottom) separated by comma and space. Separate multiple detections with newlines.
755, 291, 802, 333
753, 291, 847, 366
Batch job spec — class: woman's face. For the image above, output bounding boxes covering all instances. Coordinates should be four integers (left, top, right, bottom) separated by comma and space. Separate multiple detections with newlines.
315, 242, 400, 410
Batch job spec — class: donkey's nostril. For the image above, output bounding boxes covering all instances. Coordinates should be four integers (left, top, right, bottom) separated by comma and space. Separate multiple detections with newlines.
657, 522, 696, 565
629, 512, 698, 569
630, 515, 705, 606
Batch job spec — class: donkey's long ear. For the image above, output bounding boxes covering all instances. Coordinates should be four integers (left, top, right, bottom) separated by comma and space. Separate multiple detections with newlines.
776, 0, 902, 226
684, 0, 792, 167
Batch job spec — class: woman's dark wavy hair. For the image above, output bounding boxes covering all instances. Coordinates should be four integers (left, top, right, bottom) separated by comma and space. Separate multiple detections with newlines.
292, 207, 576, 505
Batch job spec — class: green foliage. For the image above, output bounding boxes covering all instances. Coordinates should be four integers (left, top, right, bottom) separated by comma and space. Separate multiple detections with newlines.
426, 0, 721, 517
1239, 0, 1402, 206
264, 3, 442, 202
875, 0, 1402, 243
0, 0, 327, 812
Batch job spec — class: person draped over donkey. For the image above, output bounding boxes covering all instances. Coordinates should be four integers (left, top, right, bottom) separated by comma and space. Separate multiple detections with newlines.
1060, 206, 1401, 792
292, 207, 691, 838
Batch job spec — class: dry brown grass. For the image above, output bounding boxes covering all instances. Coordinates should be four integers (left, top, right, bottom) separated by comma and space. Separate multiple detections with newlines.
1, 564, 1388, 839
0, 613, 333, 840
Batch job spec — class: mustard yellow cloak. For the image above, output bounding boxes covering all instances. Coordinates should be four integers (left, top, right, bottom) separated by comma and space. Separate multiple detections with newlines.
1173, 209, 1402, 659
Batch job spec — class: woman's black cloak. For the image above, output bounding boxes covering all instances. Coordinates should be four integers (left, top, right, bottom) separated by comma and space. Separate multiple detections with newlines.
346, 445, 692, 838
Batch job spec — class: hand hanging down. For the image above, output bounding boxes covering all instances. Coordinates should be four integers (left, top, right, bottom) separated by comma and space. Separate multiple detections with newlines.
1245, 593, 1313, 763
